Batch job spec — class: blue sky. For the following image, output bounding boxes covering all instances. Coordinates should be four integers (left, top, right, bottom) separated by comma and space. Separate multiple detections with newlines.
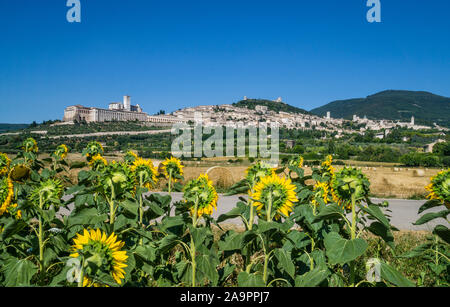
0, 0, 449, 123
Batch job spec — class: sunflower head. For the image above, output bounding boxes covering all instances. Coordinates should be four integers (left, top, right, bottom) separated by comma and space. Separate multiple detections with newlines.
29, 178, 64, 209
83, 141, 104, 161
331, 167, 370, 209
100, 162, 135, 199
53, 144, 69, 161
9, 162, 31, 182
312, 181, 332, 207
131, 157, 158, 189
321, 155, 335, 177
288, 155, 304, 169
425, 169, 450, 209
0, 176, 14, 216
70, 229, 128, 286
0, 153, 11, 177
124, 150, 139, 165
245, 161, 275, 187
251, 173, 298, 220
183, 174, 218, 218
161, 157, 184, 182
22, 138, 39, 153
89, 154, 108, 171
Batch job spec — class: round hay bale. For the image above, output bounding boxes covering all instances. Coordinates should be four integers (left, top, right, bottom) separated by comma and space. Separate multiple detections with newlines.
412, 169, 425, 177
392, 167, 400, 172
206, 166, 235, 189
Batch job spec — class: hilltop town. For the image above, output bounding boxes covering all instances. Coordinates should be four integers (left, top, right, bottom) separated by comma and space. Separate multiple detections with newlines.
61, 95, 448, 141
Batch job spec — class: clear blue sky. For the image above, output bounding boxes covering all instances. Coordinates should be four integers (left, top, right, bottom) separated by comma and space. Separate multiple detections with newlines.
1, 0, 449, 123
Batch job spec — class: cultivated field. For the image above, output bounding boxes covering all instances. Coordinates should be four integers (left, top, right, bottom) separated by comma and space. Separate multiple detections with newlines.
54, 153, 443, 199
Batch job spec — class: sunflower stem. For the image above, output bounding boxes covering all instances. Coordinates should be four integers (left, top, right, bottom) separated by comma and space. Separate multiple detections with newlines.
248, 188, 255, 231
78, 259, 85, 287
190, 197, 199, 287
168, 169, 173, 217
38, 194, 45, 281
110, 184, 116, 225
266, 190, 273, 222
139, 174, 144, 246
350, 194, 356, 286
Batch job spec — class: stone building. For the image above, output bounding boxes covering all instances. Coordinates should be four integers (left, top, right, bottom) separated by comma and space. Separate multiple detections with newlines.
63, 96, 187, 124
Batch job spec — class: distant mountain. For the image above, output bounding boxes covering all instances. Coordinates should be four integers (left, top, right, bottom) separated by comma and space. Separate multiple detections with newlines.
233, 98, 310, 115
310, 90, 450, 127
0, 123, 29, 133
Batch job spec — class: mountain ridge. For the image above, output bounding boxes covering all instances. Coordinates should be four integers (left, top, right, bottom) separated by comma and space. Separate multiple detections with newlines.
310, 90, 450, 127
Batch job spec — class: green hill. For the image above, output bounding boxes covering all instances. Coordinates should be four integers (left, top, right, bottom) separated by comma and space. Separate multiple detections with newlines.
233, 98, 310, 115
310, 90, 450, 127
0, 123, 29, 133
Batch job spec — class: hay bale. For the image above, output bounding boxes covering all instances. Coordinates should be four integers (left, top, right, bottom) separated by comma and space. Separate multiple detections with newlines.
412, 169, 425, 177
392, 167, 400, 172
372, 167, 377, 171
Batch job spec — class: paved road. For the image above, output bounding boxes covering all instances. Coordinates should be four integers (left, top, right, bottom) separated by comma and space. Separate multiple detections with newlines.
161, 193, 445, 231
60, 193, 445, 231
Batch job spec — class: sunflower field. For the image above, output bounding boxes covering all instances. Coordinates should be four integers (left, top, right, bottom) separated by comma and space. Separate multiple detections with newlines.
0, 138, 448, 287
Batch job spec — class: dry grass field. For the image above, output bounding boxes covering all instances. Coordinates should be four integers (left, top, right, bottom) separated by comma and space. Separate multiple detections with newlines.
41, 153, 442, 199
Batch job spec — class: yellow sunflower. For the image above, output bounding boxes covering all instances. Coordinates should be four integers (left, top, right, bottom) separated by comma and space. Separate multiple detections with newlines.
161, 156, 184, 182
245, 161, 275, 186
22, 137, 39, 153
425, 169, 449, 209
53, 144, 69, 161
0, 153, 11, 177
289, 155, 304, 168
183, 174, 218, 218
251, 173, 298, 220
89, 154, 108, 170
312, 181, 332, 207
5, 203, 21, 219
124, 150, 139, 165
322, 155, 335, 176
9, 163, 31, 182
70, 229, 128, 286
131, 157, 158, 189
0, 176, 14, 216
83, 141, 104, 160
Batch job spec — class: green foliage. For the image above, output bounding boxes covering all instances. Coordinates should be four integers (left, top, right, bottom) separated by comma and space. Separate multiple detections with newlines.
311, 90, 450, 127
0, 141, 447, 288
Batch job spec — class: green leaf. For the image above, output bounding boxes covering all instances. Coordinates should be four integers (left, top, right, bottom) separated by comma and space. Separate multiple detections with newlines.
360, 204, 391, 228
432, 225, 450, 244
217, 202, 247, 223
324, 232, 368, 265
2, 257, 38, 286
121, 200, 139, 216
380, 262, 415, 287
295, 266, 330, 287
218, 231, 245, 251
418, 199, 444, 214
70, 161, 87, 169
144, 200, 166, 220
400, 243, 432, 258
135, 245, 157, 262
67, 207, 108, 227
367, 221, 395, 249
274, 248, 295, 278
313, 203, 345, 222
413, 209, 450, 226
196, 254, 220, 286
237, 272, 265, 287
0, 218, 28, 240
157, 234, 179, 254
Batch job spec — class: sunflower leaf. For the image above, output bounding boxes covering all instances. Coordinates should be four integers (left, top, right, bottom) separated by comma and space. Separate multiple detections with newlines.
324, 232, 368, 265
413, 209, 450, 225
